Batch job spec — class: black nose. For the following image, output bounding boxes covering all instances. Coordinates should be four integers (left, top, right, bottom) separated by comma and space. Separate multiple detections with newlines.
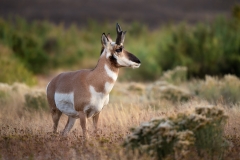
128, 53, 141, 64
136, 59, 141, 64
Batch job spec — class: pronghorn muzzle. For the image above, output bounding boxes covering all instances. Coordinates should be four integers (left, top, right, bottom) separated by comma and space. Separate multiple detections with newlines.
125, 51, 141, 68
112, 50, 141, 68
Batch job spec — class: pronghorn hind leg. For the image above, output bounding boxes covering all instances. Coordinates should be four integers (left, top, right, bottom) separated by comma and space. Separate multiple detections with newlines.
52, 109, 62, 133
62, 116, 76, 136
79, 111, 87, 139
92, 112, 100, 134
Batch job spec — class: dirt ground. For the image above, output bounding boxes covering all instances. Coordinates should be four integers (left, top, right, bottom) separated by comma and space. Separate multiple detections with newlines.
0, 0, 238, 28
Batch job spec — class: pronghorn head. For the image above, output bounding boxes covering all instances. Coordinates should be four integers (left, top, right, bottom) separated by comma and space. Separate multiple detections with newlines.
101, 23, 141, 69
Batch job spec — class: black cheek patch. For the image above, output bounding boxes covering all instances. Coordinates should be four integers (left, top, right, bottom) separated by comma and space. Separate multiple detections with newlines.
109, 54, 119, 67
127, 52, 141, 64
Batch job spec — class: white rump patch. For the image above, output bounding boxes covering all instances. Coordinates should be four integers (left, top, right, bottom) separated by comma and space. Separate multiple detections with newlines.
104, 64, 118, 81
54, 92, 79, 118
84, 85, 109, 118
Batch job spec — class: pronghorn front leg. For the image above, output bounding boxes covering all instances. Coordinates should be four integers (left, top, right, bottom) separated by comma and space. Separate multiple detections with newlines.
79, 111, 88, 139
93, 112, 100, 134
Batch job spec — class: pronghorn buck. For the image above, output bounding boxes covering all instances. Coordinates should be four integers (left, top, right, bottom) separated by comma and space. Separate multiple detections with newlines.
46, 23, 141, 138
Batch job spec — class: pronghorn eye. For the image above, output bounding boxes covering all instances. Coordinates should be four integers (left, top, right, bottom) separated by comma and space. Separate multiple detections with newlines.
115, 48, 122, 53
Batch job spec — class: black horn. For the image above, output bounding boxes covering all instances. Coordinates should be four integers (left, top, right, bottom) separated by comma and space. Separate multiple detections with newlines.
116, 23, 122, 45
116, 23, 126, 45
116, 23, 122, 33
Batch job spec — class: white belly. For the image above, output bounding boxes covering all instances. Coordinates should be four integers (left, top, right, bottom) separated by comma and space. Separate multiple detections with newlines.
54, 86, 110, 118
54, 92, 79, 118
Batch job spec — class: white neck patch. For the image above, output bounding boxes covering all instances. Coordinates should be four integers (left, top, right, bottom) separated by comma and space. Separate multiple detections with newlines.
87, 85, 107, 117
89, 85, 105, 100
101, 48, 111, 59
105, 51, 111, 59
104, 82, 114, 93
104, 64, 118, 81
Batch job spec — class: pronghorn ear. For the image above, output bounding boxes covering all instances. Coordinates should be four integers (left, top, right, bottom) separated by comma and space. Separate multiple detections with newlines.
121, 31, 127, 44
107, 33, 113, 43
101, 33, 109, 47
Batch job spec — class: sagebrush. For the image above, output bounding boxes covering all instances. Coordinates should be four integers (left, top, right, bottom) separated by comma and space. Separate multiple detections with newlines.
124, 106, 228, 160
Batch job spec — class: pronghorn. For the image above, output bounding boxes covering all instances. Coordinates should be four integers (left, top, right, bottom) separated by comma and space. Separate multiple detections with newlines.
46, 23, 141, 138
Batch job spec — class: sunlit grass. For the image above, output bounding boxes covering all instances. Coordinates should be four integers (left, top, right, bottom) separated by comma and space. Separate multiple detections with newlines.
1, 75, 240, 159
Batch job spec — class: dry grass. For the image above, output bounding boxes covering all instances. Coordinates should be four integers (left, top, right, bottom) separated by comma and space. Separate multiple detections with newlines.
0, 80, 240, 159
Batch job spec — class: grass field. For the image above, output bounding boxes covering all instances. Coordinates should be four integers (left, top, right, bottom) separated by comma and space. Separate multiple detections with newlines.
0, 73, 240, 159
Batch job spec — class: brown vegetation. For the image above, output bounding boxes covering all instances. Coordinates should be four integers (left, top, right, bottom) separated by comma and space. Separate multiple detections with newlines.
0, 74, 240, 159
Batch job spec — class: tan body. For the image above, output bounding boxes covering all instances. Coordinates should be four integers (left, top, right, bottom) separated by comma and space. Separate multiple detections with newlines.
46, 24, 140, 138
47, 56, 118, 113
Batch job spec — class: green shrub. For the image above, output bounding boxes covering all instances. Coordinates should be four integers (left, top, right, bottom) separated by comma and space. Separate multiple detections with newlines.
0, 83, 29, 106
124, 106, 228, 160
128, 83, 145, 93
11, 31, 49, 73
157, 16, 240, 78
0, 58, 37, 86
24, 91, 48, 111
0, 82, 48, 111
0, 88, 11, 105
1, 11, 240, 81
193, 107, 229, 158
0, 17, 49, 74
122, 48, 162, 81
146, 81, 192, 102
0, 45, 36, 85
190, 75, 240, 104
161, 66, 187, 84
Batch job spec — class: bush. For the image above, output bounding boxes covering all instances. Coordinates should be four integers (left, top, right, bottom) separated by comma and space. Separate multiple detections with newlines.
11, 31, 49, 73
0, 83, 30, 106
146, 81, 192, 102
190, 75, 240, 104
1, 11, 240, 82
124, 106, 228, 160
157, 16, 240, 78
0, 17, 49, 74
161, 66, 187, 84
0, 85, 11, 105
24, 91, 48, 111
0, 45, 36, 85
0, 82, 48, 111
